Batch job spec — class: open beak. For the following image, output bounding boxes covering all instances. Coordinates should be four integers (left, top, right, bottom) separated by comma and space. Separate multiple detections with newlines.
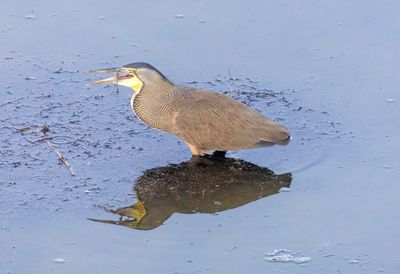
89, 67, 121, 74
88, 67, 132, 86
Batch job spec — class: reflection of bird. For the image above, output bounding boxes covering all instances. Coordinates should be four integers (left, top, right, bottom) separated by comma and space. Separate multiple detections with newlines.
89, 157, 292, 230
90, 63, 290, 158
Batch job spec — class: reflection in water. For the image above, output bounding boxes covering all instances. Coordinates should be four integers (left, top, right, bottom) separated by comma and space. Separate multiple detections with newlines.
89, 157, 292, 230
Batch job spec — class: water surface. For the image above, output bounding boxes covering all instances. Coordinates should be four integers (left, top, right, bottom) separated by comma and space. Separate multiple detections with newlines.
1, 0, 399, 273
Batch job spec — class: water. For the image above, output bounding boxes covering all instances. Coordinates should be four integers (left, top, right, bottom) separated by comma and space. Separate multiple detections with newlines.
1, 0, 399, 273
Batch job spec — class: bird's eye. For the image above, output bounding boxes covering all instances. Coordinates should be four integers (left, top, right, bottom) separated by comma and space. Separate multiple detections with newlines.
127, 68, 139, 75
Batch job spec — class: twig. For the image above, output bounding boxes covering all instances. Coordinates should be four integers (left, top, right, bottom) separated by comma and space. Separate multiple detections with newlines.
25, 136, 53, 144
226, 69, 234, 93
115, 71, 120, 93
227, 68, 233, 80
46, 141, 75, 176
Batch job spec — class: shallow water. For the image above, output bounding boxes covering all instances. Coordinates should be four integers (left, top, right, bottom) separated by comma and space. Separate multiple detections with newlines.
1, 0, 400, 273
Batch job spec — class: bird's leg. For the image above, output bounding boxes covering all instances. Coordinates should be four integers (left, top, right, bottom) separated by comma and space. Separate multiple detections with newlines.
185, 142, 203, 156
185, 142, 218, 166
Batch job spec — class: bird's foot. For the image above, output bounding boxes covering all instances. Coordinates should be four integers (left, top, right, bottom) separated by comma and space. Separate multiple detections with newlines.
212, 150, 227, 159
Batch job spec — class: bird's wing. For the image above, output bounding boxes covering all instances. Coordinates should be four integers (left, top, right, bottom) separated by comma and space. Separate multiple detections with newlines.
173, 88, 289, 151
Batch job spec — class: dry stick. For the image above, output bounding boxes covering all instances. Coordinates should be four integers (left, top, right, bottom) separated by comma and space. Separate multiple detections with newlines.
46, 141, 75, 176
115, 71, 120, 93
25, 136, 53, 144
226, 68, 234, 94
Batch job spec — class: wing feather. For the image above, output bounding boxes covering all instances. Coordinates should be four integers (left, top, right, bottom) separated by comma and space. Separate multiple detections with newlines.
173, 89, 289, 151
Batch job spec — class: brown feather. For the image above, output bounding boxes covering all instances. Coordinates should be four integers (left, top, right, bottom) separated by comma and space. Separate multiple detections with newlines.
172, 88, 290, 153
131, 67, 290, 155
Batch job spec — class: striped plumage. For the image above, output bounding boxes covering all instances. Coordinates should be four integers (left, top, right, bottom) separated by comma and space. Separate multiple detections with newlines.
130, 63, 290, 155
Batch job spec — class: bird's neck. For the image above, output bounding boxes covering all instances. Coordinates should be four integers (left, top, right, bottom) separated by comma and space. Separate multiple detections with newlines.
131, 80, 179, 132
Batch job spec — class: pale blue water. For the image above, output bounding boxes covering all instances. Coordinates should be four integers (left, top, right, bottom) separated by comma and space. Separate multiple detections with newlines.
1, 1, 399, 273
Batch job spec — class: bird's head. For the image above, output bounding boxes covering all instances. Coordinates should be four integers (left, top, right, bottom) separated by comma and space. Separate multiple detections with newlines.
89, 62, 168, 93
